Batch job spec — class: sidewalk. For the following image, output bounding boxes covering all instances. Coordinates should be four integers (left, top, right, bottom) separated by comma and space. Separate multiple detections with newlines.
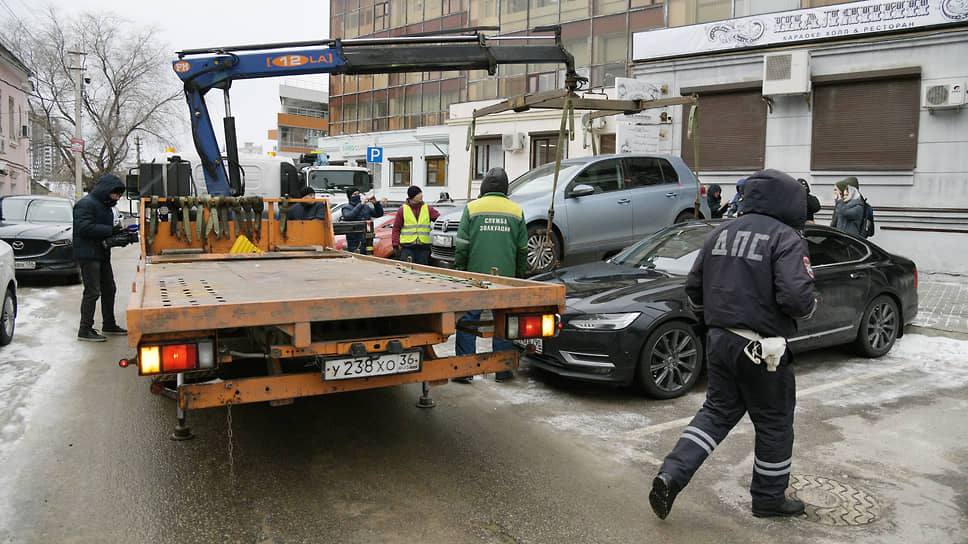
911, 272, 968, 336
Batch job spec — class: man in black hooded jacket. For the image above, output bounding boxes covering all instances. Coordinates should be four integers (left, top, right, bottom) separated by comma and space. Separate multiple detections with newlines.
649, 169, 817, 520
73, 174, 127, 342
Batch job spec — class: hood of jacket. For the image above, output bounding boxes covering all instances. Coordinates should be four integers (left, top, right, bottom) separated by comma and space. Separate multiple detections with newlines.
480, 168, 509, 196
90, 174, 125, 207
707, 183, 722, 206
741, 169, 806, 230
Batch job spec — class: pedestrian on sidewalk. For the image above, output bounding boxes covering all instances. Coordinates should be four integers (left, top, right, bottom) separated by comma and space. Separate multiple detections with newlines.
73, 174, 129, 342
832, 177, 865, 236
649, 169, 817, 520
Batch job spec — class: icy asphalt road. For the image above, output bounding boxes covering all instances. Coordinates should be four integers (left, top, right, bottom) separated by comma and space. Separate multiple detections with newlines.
0, 245, 965, 543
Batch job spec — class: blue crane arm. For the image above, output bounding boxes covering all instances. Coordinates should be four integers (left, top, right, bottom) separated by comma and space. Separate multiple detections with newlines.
172, 33, 581, 196
173, 47, 347, 196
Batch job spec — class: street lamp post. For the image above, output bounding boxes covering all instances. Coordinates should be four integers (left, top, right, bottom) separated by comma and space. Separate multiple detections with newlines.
69, 50, 85, 199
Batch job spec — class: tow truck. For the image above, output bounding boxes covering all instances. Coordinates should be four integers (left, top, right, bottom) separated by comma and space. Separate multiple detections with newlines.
121, 30, 578, 438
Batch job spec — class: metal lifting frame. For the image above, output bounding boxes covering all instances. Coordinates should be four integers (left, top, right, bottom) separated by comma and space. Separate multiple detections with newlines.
172, 28, 582, 197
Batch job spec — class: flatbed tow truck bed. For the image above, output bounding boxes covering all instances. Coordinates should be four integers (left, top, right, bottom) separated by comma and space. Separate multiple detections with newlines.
128, 250, 562, 346
122, 198, 563, 433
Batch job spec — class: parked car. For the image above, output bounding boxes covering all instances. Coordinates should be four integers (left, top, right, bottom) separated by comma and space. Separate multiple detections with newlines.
522, 220, 918, 399
430, 154, 709, 275
0, 239, 16, 345
0, 195, 80, 282
333, 215, 396, 257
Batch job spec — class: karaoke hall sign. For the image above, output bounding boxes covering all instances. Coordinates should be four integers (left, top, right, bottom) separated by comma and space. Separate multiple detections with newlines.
632, 0, 968, 62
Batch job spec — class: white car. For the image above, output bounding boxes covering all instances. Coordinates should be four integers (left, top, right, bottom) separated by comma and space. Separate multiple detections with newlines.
0, 239, 16, 345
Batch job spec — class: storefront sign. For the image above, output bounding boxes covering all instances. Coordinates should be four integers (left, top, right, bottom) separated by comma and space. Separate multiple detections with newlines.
633, 0, 968, 62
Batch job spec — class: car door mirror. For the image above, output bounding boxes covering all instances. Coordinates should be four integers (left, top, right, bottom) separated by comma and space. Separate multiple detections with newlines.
568, 184, 596, 198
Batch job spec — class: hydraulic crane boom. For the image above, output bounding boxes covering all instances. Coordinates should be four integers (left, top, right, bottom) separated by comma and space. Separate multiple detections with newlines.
173, 30, 582, 196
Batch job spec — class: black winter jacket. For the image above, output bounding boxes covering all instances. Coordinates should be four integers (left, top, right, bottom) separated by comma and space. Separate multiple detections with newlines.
287, 201, 328, 221
73, 175, 124, 261
685, 169, 816, 338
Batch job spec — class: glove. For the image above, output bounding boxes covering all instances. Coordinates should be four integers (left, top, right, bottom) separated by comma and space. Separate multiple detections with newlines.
112, 224, 124, 235
392, 246, 402, 260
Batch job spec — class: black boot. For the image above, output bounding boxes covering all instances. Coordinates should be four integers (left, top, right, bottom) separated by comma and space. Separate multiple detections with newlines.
752, 498, 805, 518
102, 324, 128, 335
649, 473, 680, 520
78, 328, 107, 342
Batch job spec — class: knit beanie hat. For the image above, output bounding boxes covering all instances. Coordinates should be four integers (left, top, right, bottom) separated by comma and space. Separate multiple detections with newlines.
407, 185, 422, 200
298, 186, 315, 197
346, 187, 359, 199
836, 176, 859, 191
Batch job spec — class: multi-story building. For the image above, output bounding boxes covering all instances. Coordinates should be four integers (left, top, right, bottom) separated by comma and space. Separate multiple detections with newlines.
28, 111, 67, 182
322, 0, 859, 200
322, 0, 967, 270
271, 83, 329, 159
0, 41, 31, 196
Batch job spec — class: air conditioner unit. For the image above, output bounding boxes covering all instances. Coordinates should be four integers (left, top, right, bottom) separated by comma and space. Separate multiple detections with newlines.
502, 133, 525, 152
762, 50, 811, 96
923, 82, 965, 109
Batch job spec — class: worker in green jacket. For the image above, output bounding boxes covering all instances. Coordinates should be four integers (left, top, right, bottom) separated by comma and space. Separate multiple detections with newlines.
452, 167, 528, 383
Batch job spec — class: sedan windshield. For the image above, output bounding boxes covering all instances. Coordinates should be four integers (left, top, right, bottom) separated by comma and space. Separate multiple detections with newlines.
508, 163, 586, 197
2, 199, 73, 223
610, 224, 713, 275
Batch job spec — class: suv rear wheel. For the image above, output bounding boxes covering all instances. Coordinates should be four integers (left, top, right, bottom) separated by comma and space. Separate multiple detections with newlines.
526, 224, 560, 275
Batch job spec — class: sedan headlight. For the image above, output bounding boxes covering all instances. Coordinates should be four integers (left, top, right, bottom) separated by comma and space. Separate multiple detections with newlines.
51, 239, 72, 247
567, 313, 641, 331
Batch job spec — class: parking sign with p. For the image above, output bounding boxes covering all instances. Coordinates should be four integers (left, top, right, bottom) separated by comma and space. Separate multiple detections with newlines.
367, 147, 383, 163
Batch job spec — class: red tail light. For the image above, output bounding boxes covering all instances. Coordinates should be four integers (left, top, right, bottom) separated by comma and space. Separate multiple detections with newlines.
506, 314, 560, 339
914, 265, 918, 288
700, 184, 707, 196
163, 344, 198, 372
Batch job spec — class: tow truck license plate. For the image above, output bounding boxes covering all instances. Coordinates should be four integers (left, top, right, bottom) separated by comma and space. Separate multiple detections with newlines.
322, 350, 422, 381
14, 261, 36, 270
431, 234, 453, 247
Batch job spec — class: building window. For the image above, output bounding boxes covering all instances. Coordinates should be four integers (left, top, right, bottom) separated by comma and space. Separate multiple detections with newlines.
391, 158, 412, 186
600, 134, 616, 154
668, 0, 732, 27
426, 157, 446, 186
530, 133, 563, 168
680, 87, 766, 172
812, 73, 920, 171
375, 2, 389, 30
474, 138, 504, 179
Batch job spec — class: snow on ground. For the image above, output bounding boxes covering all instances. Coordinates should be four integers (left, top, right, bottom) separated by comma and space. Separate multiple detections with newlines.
0, 284, 84, 457
475, 333, 968, 466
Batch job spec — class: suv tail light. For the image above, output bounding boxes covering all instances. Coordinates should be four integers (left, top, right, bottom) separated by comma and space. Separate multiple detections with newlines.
506, 314, 560, 339
138, 339, 215, 375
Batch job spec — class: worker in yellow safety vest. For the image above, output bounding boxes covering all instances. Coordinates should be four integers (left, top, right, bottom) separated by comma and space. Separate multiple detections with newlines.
392, 185, 441, 264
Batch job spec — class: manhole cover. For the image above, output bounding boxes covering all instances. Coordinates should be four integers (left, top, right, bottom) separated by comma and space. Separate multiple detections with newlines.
789, 474, 880, 526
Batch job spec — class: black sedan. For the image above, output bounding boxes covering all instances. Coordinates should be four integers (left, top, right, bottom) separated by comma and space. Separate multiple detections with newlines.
523, 221, 918, 399
0, 195, 80, 281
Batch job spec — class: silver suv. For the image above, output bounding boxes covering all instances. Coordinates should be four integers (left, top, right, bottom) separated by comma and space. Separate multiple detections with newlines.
430, 154, 709, 275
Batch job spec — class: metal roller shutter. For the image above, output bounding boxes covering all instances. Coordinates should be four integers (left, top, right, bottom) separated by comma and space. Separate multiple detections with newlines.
811, 76, 919, 170
680, 89, 767, 172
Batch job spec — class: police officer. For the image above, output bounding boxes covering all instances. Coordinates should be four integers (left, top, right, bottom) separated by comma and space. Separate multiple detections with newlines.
649, 169, 817, 519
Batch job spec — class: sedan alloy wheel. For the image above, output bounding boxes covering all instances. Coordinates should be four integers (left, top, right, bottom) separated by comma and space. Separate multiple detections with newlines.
855, 295, 899, 357
637, 321, 703, 399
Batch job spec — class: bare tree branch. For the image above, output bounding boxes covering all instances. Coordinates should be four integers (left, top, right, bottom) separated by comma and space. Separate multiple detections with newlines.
3, 6, 185, 189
